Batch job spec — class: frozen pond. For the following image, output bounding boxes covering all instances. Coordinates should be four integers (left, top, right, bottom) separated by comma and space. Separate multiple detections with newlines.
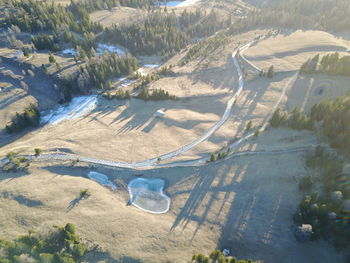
159, 0, 200, 7
87, 171, 117, 190
128, 178, 170, 214
41, 95, 97, 125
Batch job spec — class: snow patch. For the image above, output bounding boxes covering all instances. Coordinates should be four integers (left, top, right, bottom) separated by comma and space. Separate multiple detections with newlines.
97, 43, 125, 56
62, 49, 77, 56
41, 95, 97, 125
143, 64, 161, 69
88, 171, 117, 190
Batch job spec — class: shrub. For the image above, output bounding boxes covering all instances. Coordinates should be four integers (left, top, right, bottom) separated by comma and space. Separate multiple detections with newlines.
245, 121, 253, 132
267, 65, 274, 78
6, 104, 40, 133
22, 47, 30, 57
79, 189, 91, 199
34, 148, 43, 156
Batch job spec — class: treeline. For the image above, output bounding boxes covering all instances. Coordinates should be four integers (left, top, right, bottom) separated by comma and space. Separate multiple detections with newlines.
300, 53, 350, 77
192, 250, 258, 263
0, 223, 87, 262
181, 33, 229, 65
69, 0, 155, 12
6, 103, 40, 133
270, 92, 350, 152
229, 0, 350, 33
294, 147, 350, 248
103, 9, 227, 56
62, 53, 138, 100
137, 88, 177, 101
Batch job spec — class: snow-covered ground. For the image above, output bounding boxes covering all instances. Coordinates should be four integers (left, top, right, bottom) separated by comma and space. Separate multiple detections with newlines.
87, 171, 117, 190
120, 79, 137, 87
61, 49, 77, 56
61, 44, 125, 57
96, 43, 125, 56
41, 95, 97, 125
128, 178, 170, 214
143, 64, 161, 69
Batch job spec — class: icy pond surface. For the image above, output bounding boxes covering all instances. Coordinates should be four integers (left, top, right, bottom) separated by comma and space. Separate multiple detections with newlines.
87, 171, 117, 190
41, 95, 97, 125
128, 178, 170, 214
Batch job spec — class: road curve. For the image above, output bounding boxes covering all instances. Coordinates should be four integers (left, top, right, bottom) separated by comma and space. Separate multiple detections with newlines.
54, 43, 250, 169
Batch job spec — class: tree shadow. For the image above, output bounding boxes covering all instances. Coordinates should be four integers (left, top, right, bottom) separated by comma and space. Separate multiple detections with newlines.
67, 196, 84, 211
170, 161, 235, 241
0, 192, 43, 207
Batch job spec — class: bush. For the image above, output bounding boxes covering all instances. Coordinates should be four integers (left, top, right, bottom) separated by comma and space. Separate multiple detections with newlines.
22, 47, 30, 57
269, 108, 287, 128
245, 121, 253, 132
3, 152, 30, 173
34, 148, 43, 156
79, 189, 91, 199
267, 65, 274, 78
6, 104, 40, 133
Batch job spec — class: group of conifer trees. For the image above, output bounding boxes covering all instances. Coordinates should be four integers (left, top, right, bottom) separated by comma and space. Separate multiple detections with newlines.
300, 53, 350, 77
103, 9, 227, 56
6, 103, 40, 133
270, 91, 350, 152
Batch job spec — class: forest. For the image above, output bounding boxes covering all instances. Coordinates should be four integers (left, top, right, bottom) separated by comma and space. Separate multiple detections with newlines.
69, 0, 155, 11
61, 52, 139, 100
103, 9, 227, 56
1, 0, 102, 55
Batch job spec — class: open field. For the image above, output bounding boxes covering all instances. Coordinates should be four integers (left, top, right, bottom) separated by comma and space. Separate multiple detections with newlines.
243, 30, 350, 72
90, 0, 251, 28
0, 50, 60, 131
1, 24, 349, 263
1, 30, 349, 163
0, 129, 342, 263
